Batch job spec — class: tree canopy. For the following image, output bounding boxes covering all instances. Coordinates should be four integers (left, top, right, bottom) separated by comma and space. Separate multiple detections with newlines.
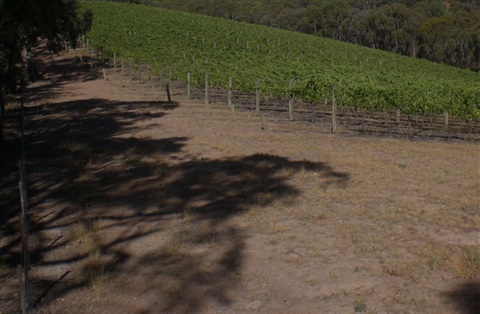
0, 0, 92, 144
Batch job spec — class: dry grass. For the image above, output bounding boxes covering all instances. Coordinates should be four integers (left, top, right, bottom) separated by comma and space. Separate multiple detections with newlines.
70, 219, 101, 255
182, 207, 194, 223
416, 241, 480, 279
150, 106, 479, 311
82, 251, 108, 293
70, 217, 112, 292
30, 51, 480, 313
160, 231, 186, 262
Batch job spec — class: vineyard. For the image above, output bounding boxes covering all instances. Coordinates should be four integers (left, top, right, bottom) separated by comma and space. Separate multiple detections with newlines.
6, 4, 478, 311
19, 44, 480, 314
82, 1, 480, 121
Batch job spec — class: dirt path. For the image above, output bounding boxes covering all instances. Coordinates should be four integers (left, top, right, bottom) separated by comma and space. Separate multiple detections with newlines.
12, 47, 480, 313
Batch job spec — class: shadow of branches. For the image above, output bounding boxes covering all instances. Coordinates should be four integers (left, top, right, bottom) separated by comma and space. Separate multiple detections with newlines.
0, 97, 23, 313
24, 96, 350, 313
17, 52, 350, 313
444, 282, 480, 314
26, 45, 103, 103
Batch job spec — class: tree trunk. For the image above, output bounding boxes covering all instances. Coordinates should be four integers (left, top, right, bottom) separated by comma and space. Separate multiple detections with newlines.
0, 92, 5, 147
412, 38, 416, 57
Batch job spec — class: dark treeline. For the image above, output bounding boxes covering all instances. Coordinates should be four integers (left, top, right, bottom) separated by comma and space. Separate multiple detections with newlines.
119, 0, 480, 71
0, 0, 92, 145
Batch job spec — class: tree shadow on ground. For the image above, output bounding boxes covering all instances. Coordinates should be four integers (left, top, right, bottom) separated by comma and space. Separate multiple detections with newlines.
27, 44, 118, 103
22, 95, 350, 313
0, 98, 24, 314
444, 282, 480, 314
0, 136, 21, 267
114, 153, 349, 313
24, 98, 178, 211
14, 50, 351, 312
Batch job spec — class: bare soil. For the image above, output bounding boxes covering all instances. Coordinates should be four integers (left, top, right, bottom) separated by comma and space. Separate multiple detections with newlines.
2, 46, 479, 314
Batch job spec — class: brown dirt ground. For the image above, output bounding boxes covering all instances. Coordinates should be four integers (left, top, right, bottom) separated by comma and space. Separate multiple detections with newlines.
3, 46, 480, 314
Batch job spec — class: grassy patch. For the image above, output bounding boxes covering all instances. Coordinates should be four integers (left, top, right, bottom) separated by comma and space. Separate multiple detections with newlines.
70, 218, 101, 255
82, 251, 108, 293
160, 231, 186, 262
382, 260, 423, 283
354, 302, 367, 313
417, 241, 480, 279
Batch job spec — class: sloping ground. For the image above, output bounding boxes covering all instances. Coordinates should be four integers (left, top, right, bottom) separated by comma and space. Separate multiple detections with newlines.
8, 46, 479, 313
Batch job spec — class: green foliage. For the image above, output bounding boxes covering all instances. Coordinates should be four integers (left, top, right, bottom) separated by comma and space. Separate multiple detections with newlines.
148, 0, 480, 71
0, 0, 93, 90
85, 1, 480, 120
0, 0, 92, 145
354, 302, 367, 313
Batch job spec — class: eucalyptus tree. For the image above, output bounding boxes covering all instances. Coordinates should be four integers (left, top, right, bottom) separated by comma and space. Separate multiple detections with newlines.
0, 0, 92, 145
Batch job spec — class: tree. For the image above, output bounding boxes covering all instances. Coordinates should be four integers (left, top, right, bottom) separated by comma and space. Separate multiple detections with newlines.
0, 0, 92, 146
319, 0, 351, 40
413, 0, 446, 18
418, 16, 454, 63
365, 3, 421, 54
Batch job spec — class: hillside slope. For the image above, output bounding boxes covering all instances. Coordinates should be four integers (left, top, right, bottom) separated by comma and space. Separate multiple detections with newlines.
83, 1, 479, 119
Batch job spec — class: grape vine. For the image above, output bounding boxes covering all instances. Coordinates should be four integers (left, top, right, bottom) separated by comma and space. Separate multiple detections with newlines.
83, 1, 480, 120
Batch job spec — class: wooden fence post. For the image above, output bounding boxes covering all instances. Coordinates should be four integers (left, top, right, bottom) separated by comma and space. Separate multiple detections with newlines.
114, 53, 116, 70
166, 83, 172, 103
288, 79, 294, 121
18, 265, 26, 314
229, 77, 236, 121
138, 65, 144, 93
228, 76, 233, 108
151, 81, 157, 99
187, 72, 191, 100
159, 68, 164, 87
128, 63, 133, 88
396, 109, 401, 124
138, 66, 142, 85
205, 72, 210, 110
444, 111, 449, 130
260, 112, 267, 130
102, 68, 107, 80
231, 103, 237, 122
331, 84, 337, 134
255, 78, 261, 112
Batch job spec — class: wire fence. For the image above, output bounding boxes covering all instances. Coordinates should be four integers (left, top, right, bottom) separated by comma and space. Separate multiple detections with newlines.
18, 94, 33, 314
111, 64, 480, 142
15, 42, 478, 312
70, 37, 480, 143
75, 42, 480, 142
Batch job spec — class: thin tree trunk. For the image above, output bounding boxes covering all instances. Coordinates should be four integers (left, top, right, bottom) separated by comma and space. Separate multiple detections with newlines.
0, 92, 5, 147
412, 38, 416, 57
